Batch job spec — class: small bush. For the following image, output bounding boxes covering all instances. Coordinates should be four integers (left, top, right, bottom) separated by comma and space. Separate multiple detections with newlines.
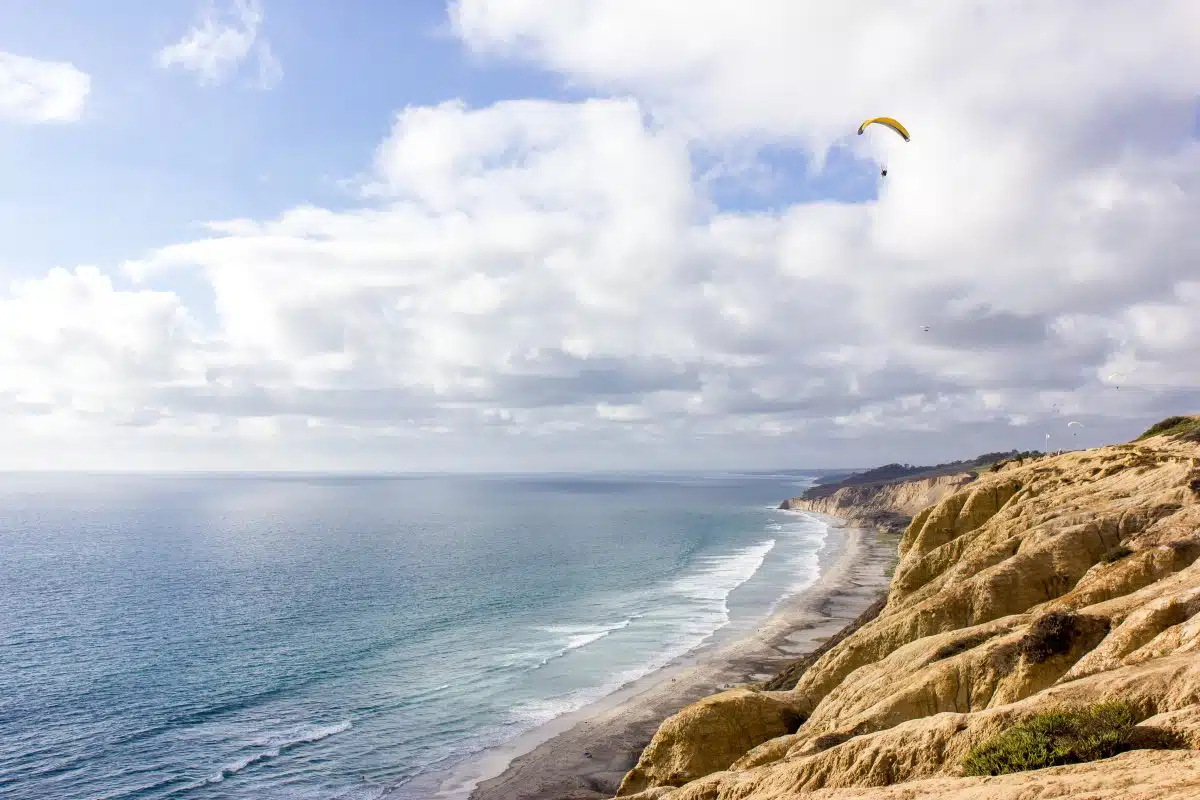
1018, 612, 1109, 665
961, 702, 1140, 777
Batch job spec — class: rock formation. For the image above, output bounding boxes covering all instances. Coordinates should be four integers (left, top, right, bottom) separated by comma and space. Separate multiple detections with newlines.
780, 473, 978, 533
617, 419, 1200, 798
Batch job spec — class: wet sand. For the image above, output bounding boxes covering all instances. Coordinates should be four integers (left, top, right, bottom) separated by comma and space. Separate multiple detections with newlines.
446, 517, 895, 800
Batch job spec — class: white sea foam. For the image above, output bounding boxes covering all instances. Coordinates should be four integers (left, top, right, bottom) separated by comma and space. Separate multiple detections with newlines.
530, 618, 636, 668
669, 539, 777, 604
508, 540, 780, 730
488, 617, 638, 674
431, 521, 831, 799
770, 512, 829, 595
198, 720, 353, 786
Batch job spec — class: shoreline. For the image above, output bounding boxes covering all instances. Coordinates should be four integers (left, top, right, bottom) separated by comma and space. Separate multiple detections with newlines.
440, 514, 894, 800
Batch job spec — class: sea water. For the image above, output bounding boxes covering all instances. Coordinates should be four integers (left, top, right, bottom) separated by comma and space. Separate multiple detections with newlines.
0, 471, 832, 800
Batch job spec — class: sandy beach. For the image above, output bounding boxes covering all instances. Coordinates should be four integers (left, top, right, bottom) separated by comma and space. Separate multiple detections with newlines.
441, 515, 895, 800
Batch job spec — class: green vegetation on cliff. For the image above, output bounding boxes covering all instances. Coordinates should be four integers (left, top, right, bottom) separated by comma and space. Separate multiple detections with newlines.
960, 701, 1169, 777
1138, 415, 1200, 442
802, 450, 1031, 501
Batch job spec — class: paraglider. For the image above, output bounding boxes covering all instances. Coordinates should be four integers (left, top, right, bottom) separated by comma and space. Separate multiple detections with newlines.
1108, 371, 1126, 389
858, 117, 911, 177
1067, 421, 1083, 427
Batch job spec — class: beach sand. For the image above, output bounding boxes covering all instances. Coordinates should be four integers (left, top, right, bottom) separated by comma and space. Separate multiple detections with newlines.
441, 517, 895, 800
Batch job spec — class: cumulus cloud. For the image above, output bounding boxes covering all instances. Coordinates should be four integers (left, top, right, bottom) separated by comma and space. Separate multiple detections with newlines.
157, 0, 281, 88
0, 51, 90, 122
1, 1, 1197, 469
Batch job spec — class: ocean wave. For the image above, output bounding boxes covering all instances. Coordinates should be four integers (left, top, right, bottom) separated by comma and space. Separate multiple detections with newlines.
190, 720, 352, 789
529, 618, 636, 669
497, 542, 779, 736
486, 616, 640, 673
774, 514, 828, 595
669, 539, 777, 604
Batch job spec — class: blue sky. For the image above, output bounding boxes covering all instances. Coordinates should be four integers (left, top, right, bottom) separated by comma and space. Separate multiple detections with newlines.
0, 1, 876, 278
0, 1, 571, 273
0, 1, 1195, 471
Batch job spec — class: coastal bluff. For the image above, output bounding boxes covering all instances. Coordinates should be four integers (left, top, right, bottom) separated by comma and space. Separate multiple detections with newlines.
615, 417, 1200, 799
780, 472, 977, 533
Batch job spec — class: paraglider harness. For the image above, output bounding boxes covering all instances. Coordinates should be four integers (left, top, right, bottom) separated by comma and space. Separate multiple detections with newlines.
857, 117, 909, 179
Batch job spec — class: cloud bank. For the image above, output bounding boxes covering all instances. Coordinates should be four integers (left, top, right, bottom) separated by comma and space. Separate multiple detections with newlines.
157, 0, 281, 89
0, 51, 90, 122
1, 0, 1197, 470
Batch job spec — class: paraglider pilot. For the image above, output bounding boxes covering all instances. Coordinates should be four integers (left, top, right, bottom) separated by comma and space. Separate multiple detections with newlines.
857, 117, 909, 179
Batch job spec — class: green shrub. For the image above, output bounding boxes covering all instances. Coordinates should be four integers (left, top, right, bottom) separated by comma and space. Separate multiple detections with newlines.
1136, 416, 1200, 441
961, 702, 1140, 777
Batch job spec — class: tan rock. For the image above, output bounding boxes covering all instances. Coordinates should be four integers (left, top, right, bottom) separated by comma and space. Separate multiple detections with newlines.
1135, 704, 1200, 748
615, 689, 804, 796
615, 420, 1200, 800
782, 472, 977, 533
799, 750, 1200, 799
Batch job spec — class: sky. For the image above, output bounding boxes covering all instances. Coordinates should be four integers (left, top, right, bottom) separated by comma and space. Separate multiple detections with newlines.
0, 0, 1197, 472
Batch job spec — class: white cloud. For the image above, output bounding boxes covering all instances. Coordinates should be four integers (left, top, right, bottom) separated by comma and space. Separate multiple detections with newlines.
254, 41, 283, 90
0, 2, 1196, 469
157, 0, 281, 88
0, 51, 90, 122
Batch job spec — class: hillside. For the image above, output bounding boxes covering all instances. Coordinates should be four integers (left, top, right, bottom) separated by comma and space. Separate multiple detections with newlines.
781, 472, 978, 533
614, 417, 1200, 799
781, 451, 1048, 534
801, 451, 1037, 501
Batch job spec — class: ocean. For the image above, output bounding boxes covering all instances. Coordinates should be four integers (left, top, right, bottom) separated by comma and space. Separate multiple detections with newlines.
0, 471, 832, 800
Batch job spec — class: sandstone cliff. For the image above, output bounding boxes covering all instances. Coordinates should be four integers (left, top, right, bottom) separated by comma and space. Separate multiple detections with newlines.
780, 472, 978, 533
617, 419, 1200, 799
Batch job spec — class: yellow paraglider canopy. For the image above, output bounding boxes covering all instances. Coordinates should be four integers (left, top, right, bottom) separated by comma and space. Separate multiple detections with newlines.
857, 117, 911, 141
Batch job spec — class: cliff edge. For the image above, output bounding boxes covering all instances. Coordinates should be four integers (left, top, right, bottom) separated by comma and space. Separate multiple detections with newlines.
781, 472, 978, 533
616, 417, 1200, 799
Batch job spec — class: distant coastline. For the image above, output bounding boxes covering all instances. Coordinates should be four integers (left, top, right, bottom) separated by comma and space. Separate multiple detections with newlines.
455, 513, 893, 800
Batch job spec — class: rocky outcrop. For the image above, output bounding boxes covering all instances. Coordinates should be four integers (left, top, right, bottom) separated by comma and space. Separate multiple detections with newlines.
780, 472, 978, 533
615, 689, 806, 796
617, 420, 1200, 799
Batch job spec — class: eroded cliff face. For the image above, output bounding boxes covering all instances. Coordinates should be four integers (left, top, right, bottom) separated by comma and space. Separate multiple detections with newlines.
781, 472, 978, 532
618, 426, 1200, 799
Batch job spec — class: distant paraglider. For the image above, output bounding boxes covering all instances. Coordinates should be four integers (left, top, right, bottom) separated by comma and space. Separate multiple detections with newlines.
858, 117, 911, 141
858, 117, 910, 177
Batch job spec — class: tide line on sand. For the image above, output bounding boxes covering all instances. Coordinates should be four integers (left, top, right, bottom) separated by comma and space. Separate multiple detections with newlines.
438, 517, 893, 800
